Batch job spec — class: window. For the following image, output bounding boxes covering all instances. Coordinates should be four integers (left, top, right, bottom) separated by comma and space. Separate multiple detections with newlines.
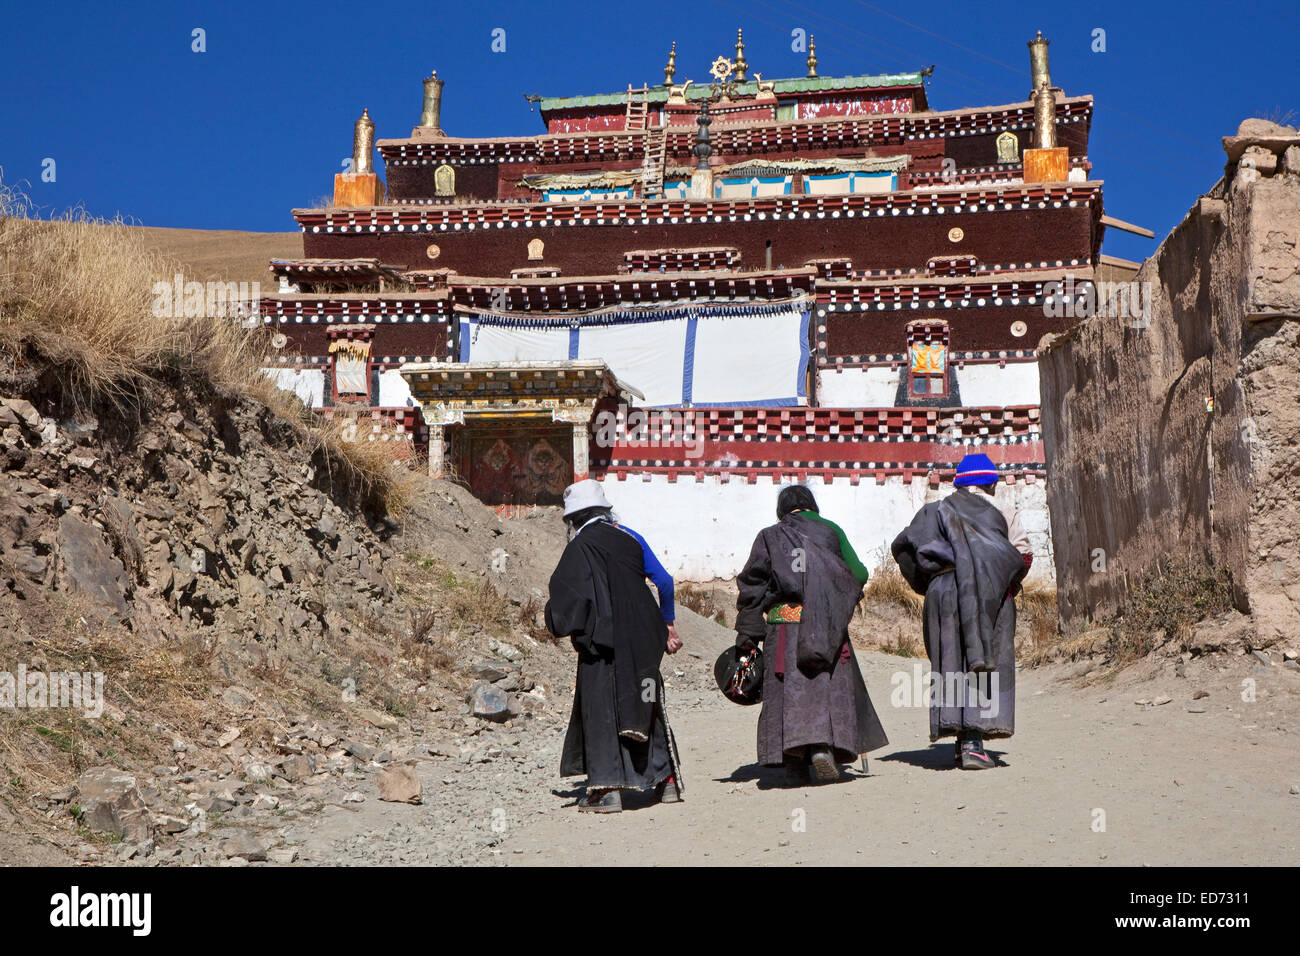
907, 322, 949, 399
329, 337, 372, 401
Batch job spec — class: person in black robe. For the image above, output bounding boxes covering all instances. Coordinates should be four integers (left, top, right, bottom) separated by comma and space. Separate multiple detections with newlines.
544, 480, 683, 812
735, 485, 889, 783
890, 453, 1028, 770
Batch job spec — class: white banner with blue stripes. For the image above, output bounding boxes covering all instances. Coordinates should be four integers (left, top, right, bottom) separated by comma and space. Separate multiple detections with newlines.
458, 303, 809, 407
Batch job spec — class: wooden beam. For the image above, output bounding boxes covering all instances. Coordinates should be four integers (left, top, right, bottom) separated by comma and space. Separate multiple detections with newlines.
1100, 214, 1155, 239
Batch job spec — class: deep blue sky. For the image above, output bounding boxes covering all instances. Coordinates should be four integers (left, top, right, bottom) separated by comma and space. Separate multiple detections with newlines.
4, 0, 1296, 261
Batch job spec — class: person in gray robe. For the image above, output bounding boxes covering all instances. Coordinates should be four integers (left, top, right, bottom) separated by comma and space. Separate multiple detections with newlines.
735, 486, 889, 783
890, 453, 1029, 770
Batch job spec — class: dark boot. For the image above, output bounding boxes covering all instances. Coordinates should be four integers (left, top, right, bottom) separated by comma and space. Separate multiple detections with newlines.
655, 775, 682, 804
959, 734, 994, 771
808, 745, 842, 782
783, 753, 809, 785
577, 788, 623, 812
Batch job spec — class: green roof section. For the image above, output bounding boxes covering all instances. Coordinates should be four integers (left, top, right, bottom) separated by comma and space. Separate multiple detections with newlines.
538, 72, 926, 113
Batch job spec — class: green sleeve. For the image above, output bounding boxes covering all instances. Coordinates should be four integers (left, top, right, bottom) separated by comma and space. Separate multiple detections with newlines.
803, 512, 870, 585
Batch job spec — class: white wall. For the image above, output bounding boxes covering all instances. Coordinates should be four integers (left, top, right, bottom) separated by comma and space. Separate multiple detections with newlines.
263, 368, 324, 408
598, 473, 1053, 583
954, 362, 1040, 407
816, 366, 902, 406
378, 368, 414, 407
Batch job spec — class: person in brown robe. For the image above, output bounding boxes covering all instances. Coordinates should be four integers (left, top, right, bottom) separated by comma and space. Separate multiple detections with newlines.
735, 485, 889, 783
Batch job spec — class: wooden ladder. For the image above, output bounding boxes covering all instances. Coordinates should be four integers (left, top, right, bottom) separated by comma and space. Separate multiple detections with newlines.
625, 84, 650, 131
642, 126, 667, 200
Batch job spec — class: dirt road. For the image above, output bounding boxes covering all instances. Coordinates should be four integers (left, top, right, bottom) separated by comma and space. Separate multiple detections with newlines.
288, 609, 1298, 867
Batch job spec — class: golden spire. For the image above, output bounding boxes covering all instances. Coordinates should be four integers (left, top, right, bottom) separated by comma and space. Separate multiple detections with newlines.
664, 41, 677, 86
806, 35, 818, 78
353, 107, 375, 176
734, 29, 748, 81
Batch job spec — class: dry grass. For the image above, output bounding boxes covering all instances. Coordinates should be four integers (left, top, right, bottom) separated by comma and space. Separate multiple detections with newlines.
862, 546, 923, 618
0, 174, 414, 515
0, 592, 212, 804
877, 632, 925, 658
1108, 561, 1234, 664
1015, 578, 1059, 658
676, 583, 729, 625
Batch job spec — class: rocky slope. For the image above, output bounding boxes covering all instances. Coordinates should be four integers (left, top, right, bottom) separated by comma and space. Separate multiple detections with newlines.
0, 355, 578, 865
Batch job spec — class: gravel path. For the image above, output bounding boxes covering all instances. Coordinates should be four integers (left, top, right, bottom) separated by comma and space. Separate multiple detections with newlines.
284, 609, 1299, 867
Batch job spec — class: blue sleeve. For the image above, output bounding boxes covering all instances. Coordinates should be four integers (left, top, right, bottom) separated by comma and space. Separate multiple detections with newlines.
617, 525, 675, 624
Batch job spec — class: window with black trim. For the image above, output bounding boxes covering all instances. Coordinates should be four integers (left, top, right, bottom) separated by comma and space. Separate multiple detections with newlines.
907, 321, 949, 398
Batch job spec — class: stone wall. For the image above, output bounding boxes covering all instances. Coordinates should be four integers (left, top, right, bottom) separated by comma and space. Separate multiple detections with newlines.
1040, 120, 1300, 642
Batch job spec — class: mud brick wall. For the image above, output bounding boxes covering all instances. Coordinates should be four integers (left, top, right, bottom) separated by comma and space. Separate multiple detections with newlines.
1040, 125, 1300, 640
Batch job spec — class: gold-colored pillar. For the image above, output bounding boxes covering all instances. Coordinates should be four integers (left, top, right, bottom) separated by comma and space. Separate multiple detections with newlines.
421, 70, 445, 132
333, 107, 384, 206
1022, 31, 1068, 183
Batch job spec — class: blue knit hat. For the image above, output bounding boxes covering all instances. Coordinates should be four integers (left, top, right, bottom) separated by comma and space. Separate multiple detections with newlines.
954, 452, 999, 487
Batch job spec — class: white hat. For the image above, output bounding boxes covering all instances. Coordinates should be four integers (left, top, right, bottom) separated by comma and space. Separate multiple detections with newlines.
562, 478, 612, 517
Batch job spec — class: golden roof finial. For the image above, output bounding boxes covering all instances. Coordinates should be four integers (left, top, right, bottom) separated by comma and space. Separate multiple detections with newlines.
806, 35, 818, 78
664, 41, 677, 86
734, 29, 748, 81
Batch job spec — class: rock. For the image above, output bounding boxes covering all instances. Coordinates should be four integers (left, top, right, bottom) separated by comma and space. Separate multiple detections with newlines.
377, 766, 422, 804
469, 661, 514, 682
220, 831, 271, 862
1152, 695, 1172, 706
0, 398, 42, 429
1250, 650, 1272, 666
1284, 661, 1300, 673
1186, 706, 1207, 714
196, 795, 236, 814
277, 754, 316, 782
488, 639, 523, 662
342, 792, 365, 803
1192, 689, 1210, 700
1290, 785, 1299, 795
359, 708, 399, 730
217, 727, 242, 748
342, 740, 377, 762
1284, 649, 1298, 661
154, 814, 189, 835
267, 847, 299, 864
1223, 118, 1300, 163
74, 767, 152, 843
1281, 145, 1300, 176
222, 687, 258, 711
469, 681, 511, 722
56, 514, 129, 621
